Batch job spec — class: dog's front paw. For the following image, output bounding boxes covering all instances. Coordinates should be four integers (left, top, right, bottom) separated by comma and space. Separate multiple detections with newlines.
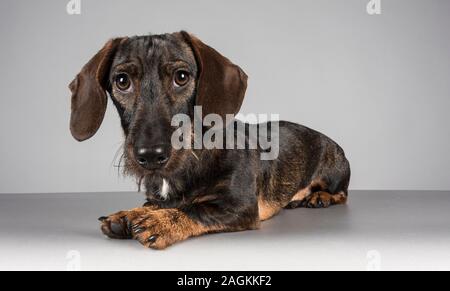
99, 208, 195, 249
129, 209, 182, 250
99, 208, 148, 239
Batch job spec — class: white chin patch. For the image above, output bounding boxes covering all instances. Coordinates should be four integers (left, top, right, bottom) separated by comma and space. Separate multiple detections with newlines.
160, 179, 170, 200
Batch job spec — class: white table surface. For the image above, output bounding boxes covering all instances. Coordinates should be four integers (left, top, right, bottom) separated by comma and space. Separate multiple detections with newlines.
0, 191, 449, 271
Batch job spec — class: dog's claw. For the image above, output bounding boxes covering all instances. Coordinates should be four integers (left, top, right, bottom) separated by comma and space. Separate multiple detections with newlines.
147, 235, 158, 244
132, 223, 142, 230
317, 200, 324, 208
98, 216, 108, 222
134, 227, 144, 234
126, 219, 133, 229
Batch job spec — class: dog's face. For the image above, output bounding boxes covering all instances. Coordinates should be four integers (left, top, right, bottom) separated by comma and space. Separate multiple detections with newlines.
109, 34, 199, 201
69, 32, 247, 202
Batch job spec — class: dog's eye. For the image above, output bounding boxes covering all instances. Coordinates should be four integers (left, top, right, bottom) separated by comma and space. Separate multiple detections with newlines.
174, 70, 190, 87
115, 73, 132, 92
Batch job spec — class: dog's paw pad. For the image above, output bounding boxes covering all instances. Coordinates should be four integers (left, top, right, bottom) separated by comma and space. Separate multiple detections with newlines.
99, 211, 133, 239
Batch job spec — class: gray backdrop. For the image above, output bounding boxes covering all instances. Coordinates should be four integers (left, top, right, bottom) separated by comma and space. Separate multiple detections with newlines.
1, 0, 449, 193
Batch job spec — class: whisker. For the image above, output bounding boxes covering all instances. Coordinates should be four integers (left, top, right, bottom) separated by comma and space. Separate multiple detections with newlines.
111, 144, 125, 177
138, 175, 145, 192
191, 150, 200, 161
114, 153, 125, 177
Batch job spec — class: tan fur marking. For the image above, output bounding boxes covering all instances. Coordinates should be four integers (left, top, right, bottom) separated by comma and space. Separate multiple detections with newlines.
258, 197, 281, 221
331, 191, 348, 205
302, 191, 348, 208
289, 187, 311, 203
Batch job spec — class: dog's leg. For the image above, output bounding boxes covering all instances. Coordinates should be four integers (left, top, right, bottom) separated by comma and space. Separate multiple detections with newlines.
100, 198, 259, 249
301, 191, 347, 209
100, 208, 210, 249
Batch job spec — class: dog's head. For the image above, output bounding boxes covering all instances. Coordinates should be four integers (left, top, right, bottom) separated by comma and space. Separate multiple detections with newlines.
69, 32, 247, 201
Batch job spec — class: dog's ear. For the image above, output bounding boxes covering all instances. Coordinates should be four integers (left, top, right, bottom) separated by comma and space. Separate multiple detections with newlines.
69, 38, 124, 142
181, 32, 248, 122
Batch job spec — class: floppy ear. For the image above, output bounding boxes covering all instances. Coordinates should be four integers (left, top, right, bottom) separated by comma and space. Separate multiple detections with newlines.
69, 38, 124, 142
181, 32, 248, 122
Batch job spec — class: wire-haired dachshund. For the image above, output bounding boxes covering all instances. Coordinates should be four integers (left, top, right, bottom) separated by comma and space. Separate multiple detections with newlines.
69, 31, 351, 249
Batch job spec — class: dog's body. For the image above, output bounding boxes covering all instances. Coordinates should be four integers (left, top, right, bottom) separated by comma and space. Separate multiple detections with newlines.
69, 32, 350, 249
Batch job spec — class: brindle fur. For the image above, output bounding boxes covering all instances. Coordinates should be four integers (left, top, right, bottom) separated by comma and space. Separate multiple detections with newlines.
70, 32, 350, 249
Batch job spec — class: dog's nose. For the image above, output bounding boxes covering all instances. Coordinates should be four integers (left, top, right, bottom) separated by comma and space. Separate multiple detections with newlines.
135, 144, 171, 170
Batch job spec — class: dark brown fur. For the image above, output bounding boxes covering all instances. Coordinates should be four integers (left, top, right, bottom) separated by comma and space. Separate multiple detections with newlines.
70, 32, 350, 249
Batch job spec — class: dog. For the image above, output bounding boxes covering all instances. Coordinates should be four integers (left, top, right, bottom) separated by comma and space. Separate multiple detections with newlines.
69, 31, 351, 249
